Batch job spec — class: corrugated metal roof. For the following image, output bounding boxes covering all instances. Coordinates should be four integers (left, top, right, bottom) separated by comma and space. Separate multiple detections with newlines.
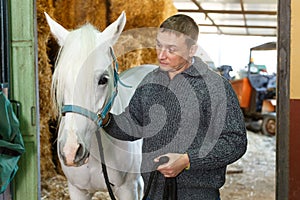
172, 0, 277, 36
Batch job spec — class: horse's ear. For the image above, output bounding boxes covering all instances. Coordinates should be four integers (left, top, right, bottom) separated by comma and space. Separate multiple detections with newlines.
44, 12, 69, 46
102, 11, 126, 45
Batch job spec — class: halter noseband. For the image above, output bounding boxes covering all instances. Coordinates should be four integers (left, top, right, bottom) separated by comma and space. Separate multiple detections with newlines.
61, 47, 119, 127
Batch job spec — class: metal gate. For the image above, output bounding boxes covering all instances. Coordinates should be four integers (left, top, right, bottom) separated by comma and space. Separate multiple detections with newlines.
0, 0, 10, 93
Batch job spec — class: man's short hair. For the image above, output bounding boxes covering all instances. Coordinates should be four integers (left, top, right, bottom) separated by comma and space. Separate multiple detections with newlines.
159, 14, 199, 47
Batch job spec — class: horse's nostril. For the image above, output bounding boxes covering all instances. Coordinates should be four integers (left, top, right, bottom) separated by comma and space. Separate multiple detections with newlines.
76, 144, 84, 158
74, 143, 89, 165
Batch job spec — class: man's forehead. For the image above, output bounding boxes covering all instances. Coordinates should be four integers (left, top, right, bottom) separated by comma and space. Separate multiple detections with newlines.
157, 31, 187, 44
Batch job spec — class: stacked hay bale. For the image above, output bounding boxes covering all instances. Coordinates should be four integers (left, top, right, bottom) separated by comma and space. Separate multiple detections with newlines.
110, 0, 177, 71
53, 0, 108, 31
113, 27, 158, 72
109, 0, 177, 29
37, 0, 57, 180
49, 0, 177, 72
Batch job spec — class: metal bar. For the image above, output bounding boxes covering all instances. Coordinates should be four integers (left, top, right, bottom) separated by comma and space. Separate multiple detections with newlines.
240, 0, 249, 35
0, 0, 10, 93
0, 0, 5, 84
190, 0, 223, 34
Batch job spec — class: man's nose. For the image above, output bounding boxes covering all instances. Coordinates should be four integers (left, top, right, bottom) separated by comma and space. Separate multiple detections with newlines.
157, 49, 167, 59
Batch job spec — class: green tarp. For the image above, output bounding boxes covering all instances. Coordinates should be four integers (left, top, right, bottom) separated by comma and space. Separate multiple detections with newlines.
0, 91, 25, 193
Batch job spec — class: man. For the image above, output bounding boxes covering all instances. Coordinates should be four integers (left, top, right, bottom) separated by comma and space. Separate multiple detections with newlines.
103, 14, 247, 200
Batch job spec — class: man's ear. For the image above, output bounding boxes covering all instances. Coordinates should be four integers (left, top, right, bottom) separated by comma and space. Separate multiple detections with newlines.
189, 44, 198, 57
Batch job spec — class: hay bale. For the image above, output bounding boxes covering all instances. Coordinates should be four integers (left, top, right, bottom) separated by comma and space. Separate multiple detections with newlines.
54, 0, 107, 30
114, 28, 158, 71
110, 0, 177, 70
136, 28, 159, 66
109, 0, 177, 29
50, 0, 177, 71
37, 0, 57, 180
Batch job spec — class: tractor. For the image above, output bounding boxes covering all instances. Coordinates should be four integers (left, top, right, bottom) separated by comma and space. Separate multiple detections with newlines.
219, 42, 277, 136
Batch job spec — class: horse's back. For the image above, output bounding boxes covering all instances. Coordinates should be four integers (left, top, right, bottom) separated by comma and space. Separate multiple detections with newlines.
111, 64, 158, 115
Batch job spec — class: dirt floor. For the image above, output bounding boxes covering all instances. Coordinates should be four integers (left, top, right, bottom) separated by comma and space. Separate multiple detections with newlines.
220, 131, 276, 200
41, 131, 276, 200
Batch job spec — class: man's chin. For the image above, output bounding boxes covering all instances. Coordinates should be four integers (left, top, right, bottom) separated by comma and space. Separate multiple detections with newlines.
159, 65, 172, 71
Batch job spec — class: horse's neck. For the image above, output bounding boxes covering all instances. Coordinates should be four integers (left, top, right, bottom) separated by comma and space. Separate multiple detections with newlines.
110, 64, 158, 115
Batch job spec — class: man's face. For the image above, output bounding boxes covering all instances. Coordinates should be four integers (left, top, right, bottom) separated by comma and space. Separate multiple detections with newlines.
156, 31, 192, 73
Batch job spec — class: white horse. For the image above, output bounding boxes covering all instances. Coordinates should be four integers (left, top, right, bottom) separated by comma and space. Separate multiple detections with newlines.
45, 12, 158, 200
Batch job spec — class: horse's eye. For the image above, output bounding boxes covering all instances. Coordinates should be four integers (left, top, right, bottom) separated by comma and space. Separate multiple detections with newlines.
98, 75, 108, 85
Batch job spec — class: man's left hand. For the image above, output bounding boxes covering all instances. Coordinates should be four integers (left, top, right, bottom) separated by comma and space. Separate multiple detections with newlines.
154, 153, 190, 177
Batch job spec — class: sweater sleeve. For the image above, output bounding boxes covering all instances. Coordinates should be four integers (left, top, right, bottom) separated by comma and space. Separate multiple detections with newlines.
103, 90, 144, 141
187, 79, 247, 171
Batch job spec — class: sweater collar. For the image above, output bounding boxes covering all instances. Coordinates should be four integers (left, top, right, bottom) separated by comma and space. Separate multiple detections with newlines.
182, 56, 209, 77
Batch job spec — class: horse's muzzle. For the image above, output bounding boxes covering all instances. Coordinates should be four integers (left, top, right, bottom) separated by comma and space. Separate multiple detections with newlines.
60, 142, 90, 167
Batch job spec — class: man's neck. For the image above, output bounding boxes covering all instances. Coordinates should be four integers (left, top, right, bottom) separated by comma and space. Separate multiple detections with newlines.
168, 61, 192, 80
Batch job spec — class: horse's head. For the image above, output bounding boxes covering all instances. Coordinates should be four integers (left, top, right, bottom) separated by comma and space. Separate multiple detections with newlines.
45, 12, 126, 166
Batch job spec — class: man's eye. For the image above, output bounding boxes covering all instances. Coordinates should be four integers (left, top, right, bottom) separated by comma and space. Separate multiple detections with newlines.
98, 75, 108, 85
168, 48, 176, 53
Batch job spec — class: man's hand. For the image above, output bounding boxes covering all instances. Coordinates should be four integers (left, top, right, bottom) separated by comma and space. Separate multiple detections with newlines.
154, 153, 190, 177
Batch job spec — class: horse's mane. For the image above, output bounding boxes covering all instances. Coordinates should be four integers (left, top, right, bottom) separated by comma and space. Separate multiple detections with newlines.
51, 24, 100, 116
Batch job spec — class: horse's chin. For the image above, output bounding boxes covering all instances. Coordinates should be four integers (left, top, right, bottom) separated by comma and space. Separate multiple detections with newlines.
73, 157, 89, 167
62, 152, 90, 167
75, 152, 90, 167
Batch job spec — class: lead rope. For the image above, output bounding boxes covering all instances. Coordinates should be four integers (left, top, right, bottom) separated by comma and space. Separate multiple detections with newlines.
142, 171, 158, 200
96, 128, 117, 200
142, 156, 170, 200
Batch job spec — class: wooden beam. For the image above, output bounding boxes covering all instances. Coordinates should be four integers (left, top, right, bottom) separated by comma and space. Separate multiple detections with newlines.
276, 0, 290, 199
199, 31, 276, 37
198, 23, 277, 29
178, 9, 277, 15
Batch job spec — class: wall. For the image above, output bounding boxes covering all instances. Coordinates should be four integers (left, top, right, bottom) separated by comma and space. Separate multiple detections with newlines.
291, 0, 300, 99
290, 0, 300, 199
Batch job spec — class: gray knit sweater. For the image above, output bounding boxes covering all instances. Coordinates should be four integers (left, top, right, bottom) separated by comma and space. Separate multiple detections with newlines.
104, 56, 247, 200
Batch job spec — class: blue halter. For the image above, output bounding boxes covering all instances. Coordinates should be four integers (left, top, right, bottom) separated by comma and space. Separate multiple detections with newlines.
61, 47, 121, 127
